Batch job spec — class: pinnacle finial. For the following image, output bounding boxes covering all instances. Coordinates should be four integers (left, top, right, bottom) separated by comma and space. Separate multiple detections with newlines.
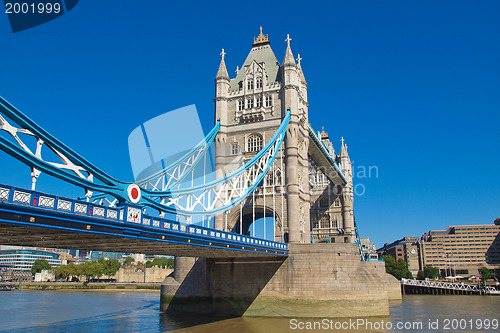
253, 27, 269, 46
286, 34, 292, 46
235, 66, 239, 74
341, 137, 345, 146
297, 54, 302, 64
220, 48, 226, 60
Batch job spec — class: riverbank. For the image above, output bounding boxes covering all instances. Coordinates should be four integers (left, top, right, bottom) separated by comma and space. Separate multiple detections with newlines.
3, 282, 161, 292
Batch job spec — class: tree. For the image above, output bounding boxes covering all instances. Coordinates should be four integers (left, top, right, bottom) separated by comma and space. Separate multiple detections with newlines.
418, 265, 440, 280
123, 256, 135, 266
382, 255, 412, 280
31, 259, 52, 275
98, 258, 121, 277
147, 257, 174, 269
80, 261, 103, 280
479, 267, 491, 280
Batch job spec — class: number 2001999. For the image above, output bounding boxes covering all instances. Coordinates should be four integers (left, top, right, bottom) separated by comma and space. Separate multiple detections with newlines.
5, 2, 61, 14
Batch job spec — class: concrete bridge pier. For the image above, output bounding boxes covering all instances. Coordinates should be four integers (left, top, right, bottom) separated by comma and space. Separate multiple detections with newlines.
161, 243, 401, 318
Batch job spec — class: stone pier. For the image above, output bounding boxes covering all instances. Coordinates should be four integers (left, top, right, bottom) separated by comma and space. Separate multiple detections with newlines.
161, 243, 401, 318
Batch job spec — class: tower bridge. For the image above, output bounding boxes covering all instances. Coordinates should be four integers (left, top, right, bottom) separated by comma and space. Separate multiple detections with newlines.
0, 28, 401, 318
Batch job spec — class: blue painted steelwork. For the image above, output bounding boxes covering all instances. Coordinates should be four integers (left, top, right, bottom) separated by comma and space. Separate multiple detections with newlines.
0, 184, 288, 256
307, 123, 347, 185
0, 97, 290, 216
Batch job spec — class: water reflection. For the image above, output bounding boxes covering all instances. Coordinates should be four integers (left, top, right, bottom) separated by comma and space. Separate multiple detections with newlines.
0, 292, 498, 332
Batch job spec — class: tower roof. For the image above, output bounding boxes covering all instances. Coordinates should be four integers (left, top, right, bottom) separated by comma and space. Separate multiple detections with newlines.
215, 49, 229, 80
229, 28, 281, 91
283, 34, 296, 67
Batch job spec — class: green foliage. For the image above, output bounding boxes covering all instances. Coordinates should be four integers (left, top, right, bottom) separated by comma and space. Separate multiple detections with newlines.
124, 256, 135, 265
99, 258, 121, 277
145, 257, 174, 269
381, 255, 412, 280
479, 267, 491, 280
80, 261, 104, 280
31, 259, 52, 275
417, 265, 440, 280
54, 262, 79, 281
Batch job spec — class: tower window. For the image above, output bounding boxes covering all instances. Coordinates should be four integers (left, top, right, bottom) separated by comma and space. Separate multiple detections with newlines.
247, 134, 263, 152
231, 142, 239, 155
334, 198, 341, 207
256, 97, 262, 108
319, 197, 329, 209
256, 78, 262, 89
319, 214, 330, 229
265, 95, 272, 107
238, 100, 243, 111
247, 80, 254, 90
247, 98, 254, 109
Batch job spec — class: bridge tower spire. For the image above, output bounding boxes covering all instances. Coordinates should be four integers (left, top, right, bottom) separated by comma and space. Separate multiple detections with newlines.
282, 33, 311, 243
214, 48, 230, 230
339, 138, 355, 243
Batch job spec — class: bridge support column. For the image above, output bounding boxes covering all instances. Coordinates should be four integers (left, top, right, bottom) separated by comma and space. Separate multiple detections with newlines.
161, 243, 401, 318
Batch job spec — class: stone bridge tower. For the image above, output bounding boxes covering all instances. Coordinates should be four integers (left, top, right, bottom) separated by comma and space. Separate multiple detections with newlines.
214, 28, 354, 244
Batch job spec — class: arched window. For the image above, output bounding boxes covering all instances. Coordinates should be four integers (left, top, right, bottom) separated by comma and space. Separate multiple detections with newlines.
247, 79, 254, 90
256, 77, 263, 88
247, 134, 263, 152
265, 95, 272, 107
266, 172, 275, 186
256, 96, 262, 108
231, 142, 239, 155
319, 197, 329, 209
319, 214, 330, 229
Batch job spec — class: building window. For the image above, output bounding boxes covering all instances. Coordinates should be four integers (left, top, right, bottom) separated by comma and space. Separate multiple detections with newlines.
231, 142, 239, 155
247, 79, 254, 90
256, 96, 262, 108
247, 98, 254, 109
256, 78, 262, 88
332, 218, 338, 228
334, 198, 341, 207
266, 172, 275, 186
238, 100, 243, 111
320, 214, 330, 229
265, 95, 272, 107
319, 197, 329, 209
247, 134, 263, 152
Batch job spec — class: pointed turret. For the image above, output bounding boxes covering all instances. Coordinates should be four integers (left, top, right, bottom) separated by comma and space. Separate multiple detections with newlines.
215, 49, 229, 81
296, 54, 307, 84
283, 34, 296, 67
339, 137, 352, 181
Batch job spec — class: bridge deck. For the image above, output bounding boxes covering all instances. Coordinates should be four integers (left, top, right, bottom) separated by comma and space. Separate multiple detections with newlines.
0, 185, 288, 258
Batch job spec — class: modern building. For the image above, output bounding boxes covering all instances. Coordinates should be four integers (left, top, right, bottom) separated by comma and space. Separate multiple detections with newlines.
379, 220, 500, 278
0, 249, 62, 271
377, 236, 421, 276
421, 222, 500, 277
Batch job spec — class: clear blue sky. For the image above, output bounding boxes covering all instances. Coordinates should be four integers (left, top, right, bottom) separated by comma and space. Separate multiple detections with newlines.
0, 1, 498, 248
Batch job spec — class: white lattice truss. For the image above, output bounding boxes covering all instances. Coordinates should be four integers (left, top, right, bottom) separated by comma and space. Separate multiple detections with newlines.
401, 278, 499, 294
0, 114, 94, 194
138, 141, 209, 192
148, 132, 283, 215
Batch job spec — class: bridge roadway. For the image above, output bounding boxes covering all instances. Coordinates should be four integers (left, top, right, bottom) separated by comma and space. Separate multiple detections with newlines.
0, 185, 288, 258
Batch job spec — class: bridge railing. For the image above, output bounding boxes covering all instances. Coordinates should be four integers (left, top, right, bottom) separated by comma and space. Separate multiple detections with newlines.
0, 184, 288, 252
401, 278, 498, 294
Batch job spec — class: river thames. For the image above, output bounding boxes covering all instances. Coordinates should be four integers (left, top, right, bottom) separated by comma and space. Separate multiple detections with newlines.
0, 291, 498, 332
